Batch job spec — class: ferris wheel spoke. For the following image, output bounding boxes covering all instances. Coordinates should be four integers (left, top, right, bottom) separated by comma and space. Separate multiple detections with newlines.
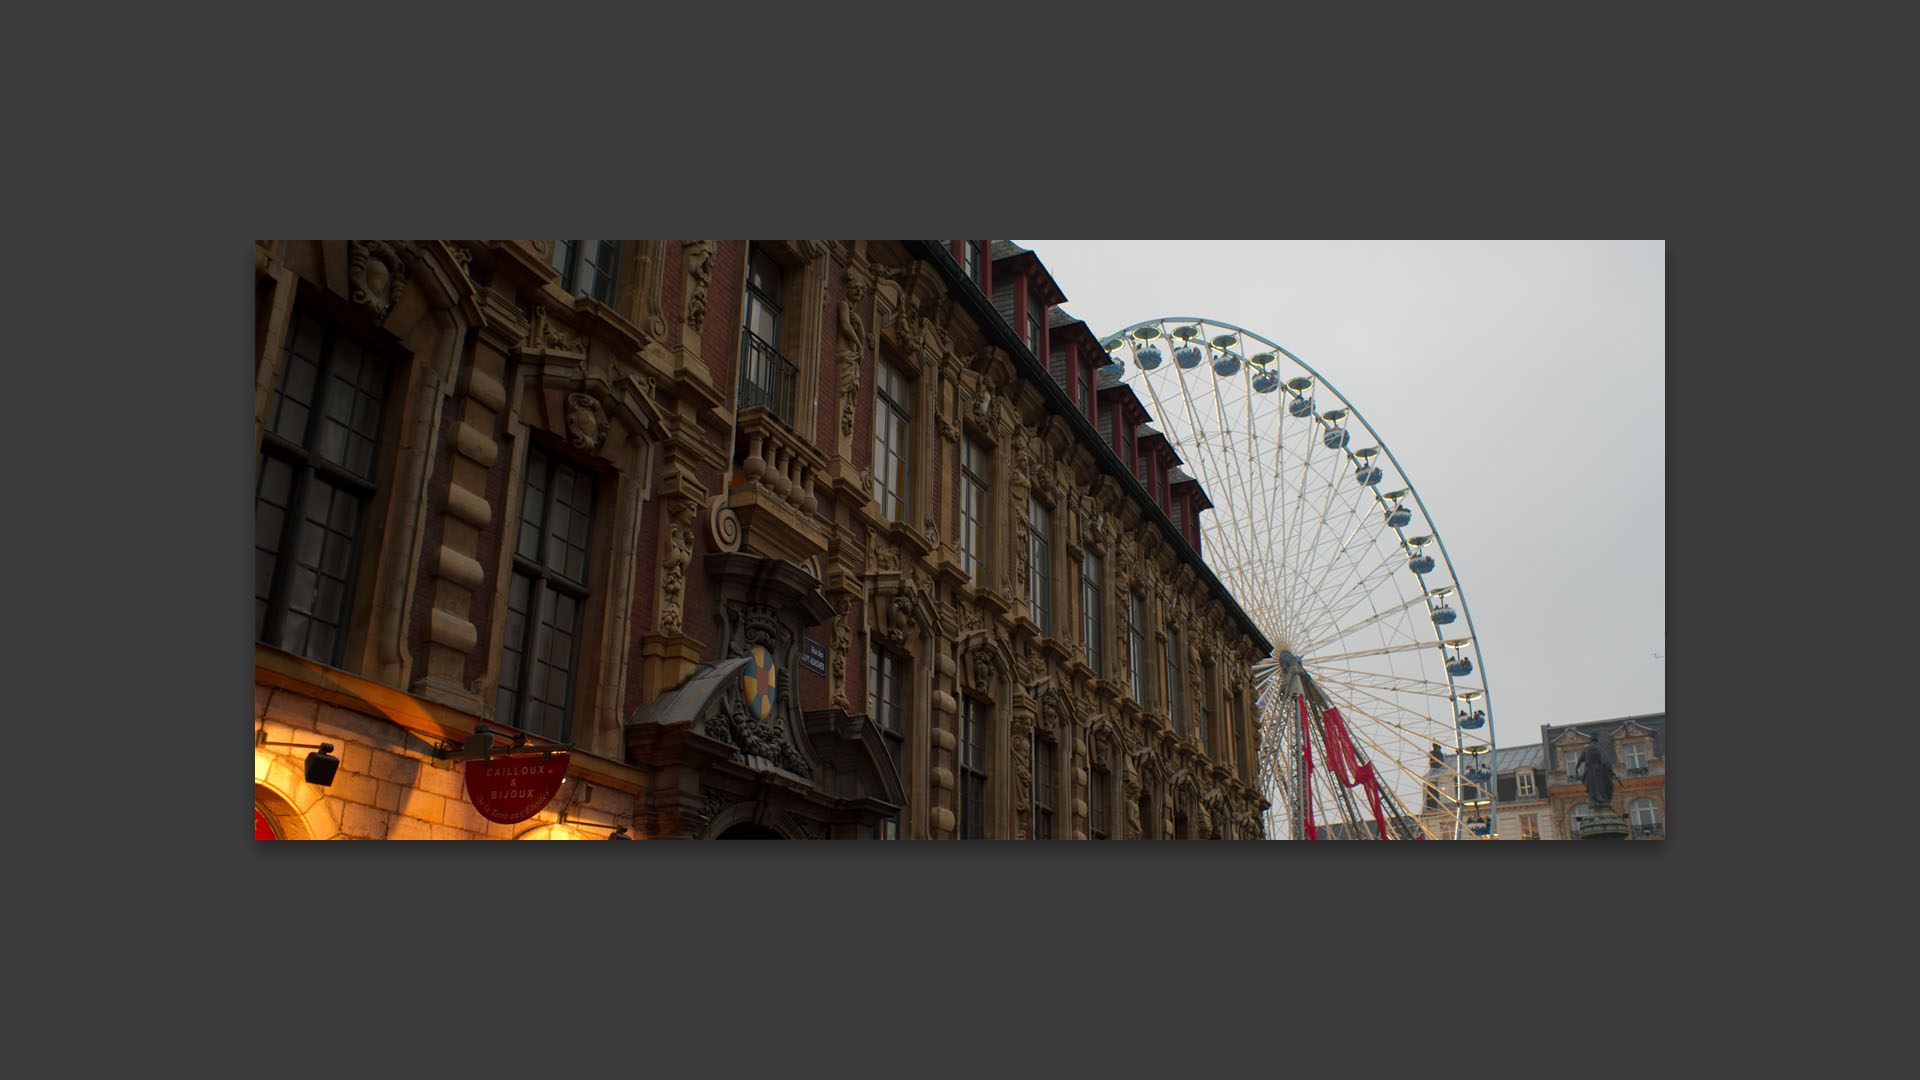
1310, 668, 1459, 699
1309, 638, 1451, 665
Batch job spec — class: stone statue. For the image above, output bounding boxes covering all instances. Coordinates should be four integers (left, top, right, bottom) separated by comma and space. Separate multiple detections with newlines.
1573, 740, 1617, 809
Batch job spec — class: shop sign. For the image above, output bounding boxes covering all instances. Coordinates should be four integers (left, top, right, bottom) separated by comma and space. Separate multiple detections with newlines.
465, 752, 570, 824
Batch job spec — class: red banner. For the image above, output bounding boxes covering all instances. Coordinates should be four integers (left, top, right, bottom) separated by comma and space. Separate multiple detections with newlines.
465, 752, 570, 824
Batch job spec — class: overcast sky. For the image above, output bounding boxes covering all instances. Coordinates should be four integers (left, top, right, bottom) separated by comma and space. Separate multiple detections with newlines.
1015, 240, 1666, 756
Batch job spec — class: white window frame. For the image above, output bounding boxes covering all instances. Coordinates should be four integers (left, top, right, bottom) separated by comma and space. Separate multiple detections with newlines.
960, 437, 987, 586
1028, 496, 1051, 633
1623, 741, 1648, 771
1517, 769, 1536, 799
873, 360, 911, 522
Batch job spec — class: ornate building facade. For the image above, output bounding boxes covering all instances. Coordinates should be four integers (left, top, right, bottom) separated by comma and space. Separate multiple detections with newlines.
1417, 712, 1667, 839
252, 239, 1271, 840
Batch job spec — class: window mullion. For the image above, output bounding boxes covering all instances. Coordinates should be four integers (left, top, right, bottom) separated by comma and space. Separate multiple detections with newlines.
261, 449, 312, 651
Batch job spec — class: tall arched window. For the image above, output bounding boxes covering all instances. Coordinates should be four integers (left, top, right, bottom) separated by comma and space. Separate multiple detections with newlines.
1630, 797, 1662, 838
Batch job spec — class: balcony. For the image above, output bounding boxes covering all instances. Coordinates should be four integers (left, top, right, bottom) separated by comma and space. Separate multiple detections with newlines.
1632, 822, 1664, 839
738, 330, 799, 428
1628, 766, 1650, 777
727, 403, 829, 567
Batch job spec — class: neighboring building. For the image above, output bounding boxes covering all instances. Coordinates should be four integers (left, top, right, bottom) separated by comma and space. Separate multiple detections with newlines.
1544, 712, 1666, 840
1418, 712, 1666, 839
253, 239, 1272, 840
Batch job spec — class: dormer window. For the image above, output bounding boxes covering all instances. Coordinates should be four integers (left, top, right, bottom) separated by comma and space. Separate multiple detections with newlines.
1622, 741, 1648, 771
1025, 304, 1042, 356
1517, 769, 1536, 799
962, 240, 981, 283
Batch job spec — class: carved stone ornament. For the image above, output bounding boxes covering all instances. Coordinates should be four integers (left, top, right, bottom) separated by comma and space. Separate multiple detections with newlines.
1011, 715, 1034, 814
968, 388, 992, 426
970, 648, 995, 693
830, 596, 854, 710
658, 498, 698, 636
838, 276, 868, 439
886, 594, 914, 646
700, 789, 732, 825
708, 493, 742, 552
684, 241, 715, 333
565, 392, 609, 454
348, 240, 413, 321
526, 305, 586, 355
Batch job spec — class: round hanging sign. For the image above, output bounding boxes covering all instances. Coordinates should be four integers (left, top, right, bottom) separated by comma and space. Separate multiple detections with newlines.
465, 751, 570, 824
743, 646, 776, 722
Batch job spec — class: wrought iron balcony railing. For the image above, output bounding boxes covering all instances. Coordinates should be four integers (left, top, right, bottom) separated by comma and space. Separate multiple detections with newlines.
1633, 823, 1664, 839
738, 330, 798, 428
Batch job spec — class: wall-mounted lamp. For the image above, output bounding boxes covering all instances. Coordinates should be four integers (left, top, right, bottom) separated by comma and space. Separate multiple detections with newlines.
557, 799, 631, 840
256, 728, 340, 787
430, 724, 571, 764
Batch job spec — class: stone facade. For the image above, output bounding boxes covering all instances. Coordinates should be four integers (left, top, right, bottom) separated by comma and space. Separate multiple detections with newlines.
252, 239, 1270, 840
1417, 712, 1667, 840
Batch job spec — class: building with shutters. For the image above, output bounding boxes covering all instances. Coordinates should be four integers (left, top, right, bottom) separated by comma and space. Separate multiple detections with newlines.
252, 239, 1271, 839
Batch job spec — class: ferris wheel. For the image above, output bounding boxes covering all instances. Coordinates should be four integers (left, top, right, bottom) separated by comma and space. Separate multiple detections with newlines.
1099, 317, 1494, 840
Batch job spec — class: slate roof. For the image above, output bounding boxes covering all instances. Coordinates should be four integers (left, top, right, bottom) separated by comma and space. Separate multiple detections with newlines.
1048, 306, 1080, 329
1542, 712, 1667, 766
990, 240, 1029, 260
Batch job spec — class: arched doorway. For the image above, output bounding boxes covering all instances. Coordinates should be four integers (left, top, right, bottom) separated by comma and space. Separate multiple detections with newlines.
716, 823, 784, 840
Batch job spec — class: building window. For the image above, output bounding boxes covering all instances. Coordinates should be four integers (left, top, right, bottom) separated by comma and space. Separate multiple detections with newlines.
1520, 813, 1540, 840
495, 446, 597, 743
1081, 550, 1103, 674
1517, 769, 1536, 799
959, 697, 988, 839
870, 647, 906, 839
739, 246, 798, 425
1128, 593, 1148, 704
255, 308, 390, 666
1078, 355, 1095, 420
962, 240, 981, 284
960, 437, 988, 587
1230, 692, 1245, 773
1561, 749, 1581, 775
1032, 737, 1055, 840
1163, 630, 1181, 733
1025, 303, 1042, 356
1028, 497, 1051, 634
1567, 803, 1586, 835
1630, 798, 1662, 838
551, 240, 622, 306
874, 360, 912, 522
1198, 664, 1214, 754
1623, 741, 1648, 771
1091, 745, 1111, 840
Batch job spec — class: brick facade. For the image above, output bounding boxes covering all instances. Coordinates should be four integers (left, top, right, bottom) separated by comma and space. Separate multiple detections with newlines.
253, 239, 1270, 840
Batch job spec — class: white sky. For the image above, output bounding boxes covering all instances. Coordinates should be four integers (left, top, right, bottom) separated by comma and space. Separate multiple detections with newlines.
1014, 240, 1666, 756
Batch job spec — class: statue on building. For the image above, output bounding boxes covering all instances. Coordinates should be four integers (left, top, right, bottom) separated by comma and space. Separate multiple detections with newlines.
1573, 739, 1617, 809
